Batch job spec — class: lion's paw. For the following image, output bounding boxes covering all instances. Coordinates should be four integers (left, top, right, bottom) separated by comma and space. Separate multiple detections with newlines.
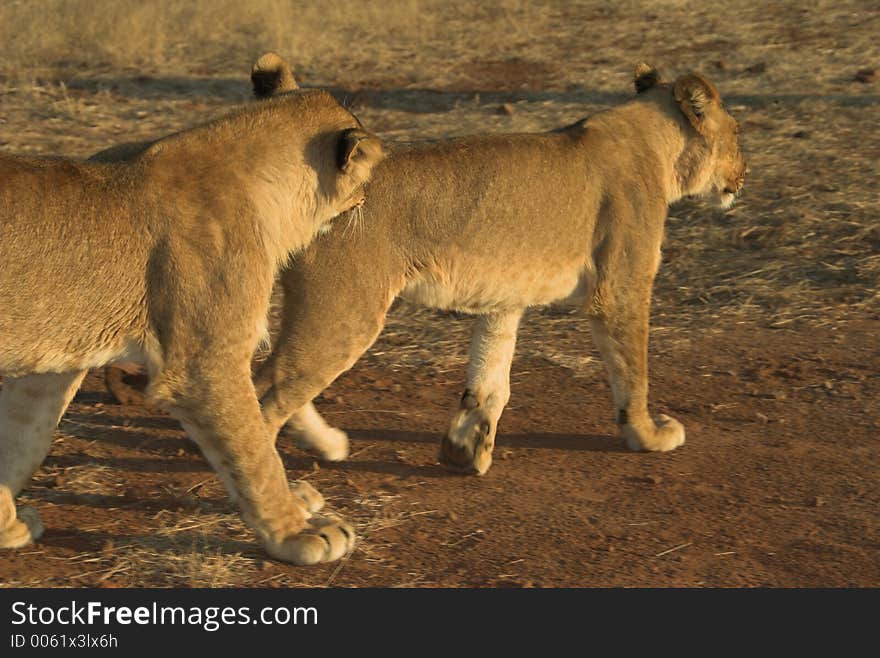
440, 407, 495, 475
266, 514, 356, 565
290, 480, 325, 514
296, 426, 349, 462
0, 506, 44, 549
623, 414, 686, 452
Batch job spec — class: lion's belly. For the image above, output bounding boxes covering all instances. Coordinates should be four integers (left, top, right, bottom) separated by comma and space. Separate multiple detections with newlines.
401, 264, 593, 314
0, 330, 147, 377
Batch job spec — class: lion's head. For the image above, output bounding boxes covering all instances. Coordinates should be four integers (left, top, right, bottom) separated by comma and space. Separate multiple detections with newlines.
636, 63, 747, 208
247, 52, 381, 219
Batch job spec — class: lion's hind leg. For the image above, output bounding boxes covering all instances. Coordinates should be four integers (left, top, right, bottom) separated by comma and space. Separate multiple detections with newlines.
0, 371, 86, 548
282, 403, 350, 462
440, 310, 522, 476
104, 362, 150, 407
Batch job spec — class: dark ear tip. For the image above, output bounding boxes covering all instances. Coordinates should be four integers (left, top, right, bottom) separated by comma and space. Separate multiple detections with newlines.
251, 71, 278, 99
634, 62, 660, 93
250, 52, 297, 98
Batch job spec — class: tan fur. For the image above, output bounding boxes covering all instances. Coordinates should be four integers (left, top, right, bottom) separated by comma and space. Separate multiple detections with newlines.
0, 89, 384, 563
250, 58, 746, 475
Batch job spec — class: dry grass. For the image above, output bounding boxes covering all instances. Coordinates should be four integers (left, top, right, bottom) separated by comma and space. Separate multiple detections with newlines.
0, 0, 877, 585
2, 0, 862, 334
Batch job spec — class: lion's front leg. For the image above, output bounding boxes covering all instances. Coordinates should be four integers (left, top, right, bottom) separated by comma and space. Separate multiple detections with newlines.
440, 311, 521, 476
588, 291, 685, 453
254, 352, 349, 461
0, 371, 86, 548
157, 361, 354, 565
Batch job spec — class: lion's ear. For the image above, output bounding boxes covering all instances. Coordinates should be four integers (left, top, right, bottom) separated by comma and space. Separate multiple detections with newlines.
634, 62, 661, 93
673, 72, 721, 133
251, 52, 298, 99
337, 128, 384, 177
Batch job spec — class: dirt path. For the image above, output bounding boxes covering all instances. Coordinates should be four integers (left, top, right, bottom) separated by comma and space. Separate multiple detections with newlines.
1, 318, 876, 587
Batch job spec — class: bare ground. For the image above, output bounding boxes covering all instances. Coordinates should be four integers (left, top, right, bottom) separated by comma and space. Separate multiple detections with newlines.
0, 0, 878, 587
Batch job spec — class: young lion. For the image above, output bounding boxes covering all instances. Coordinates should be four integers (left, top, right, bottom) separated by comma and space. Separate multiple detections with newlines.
248, 58, 746, 476
0, 89, 383, 564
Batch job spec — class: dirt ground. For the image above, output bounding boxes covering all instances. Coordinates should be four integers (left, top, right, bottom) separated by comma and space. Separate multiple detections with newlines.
0, 1, 878, 587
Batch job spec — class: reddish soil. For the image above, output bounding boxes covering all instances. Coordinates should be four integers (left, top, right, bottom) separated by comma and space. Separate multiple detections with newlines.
1, 318, 877, 587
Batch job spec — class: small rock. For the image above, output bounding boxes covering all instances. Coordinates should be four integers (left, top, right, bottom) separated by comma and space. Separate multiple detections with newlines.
756, 412, 770, 423
447, 511, 458, 522
498, 103, 515, 115
808, 495, 825, 508
628, 475, 663, 485
791, 130, 810, 139
745, 62, 767, 75
854, 68, 877, 83
378, 476, 398, 492
499, 448, 514, 460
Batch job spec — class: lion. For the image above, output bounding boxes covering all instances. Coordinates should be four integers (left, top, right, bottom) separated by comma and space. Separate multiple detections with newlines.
246, 57, 746, 476
0, 87, 384, 565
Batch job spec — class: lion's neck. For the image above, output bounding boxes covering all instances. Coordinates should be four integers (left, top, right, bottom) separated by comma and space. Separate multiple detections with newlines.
599, 99, 700, 205
248, 165, 321, 269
